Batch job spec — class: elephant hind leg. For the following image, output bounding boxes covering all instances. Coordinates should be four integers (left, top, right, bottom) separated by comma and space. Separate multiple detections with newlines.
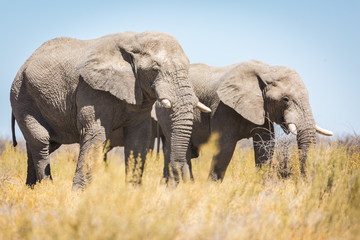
20, 115, 54, 186
26, 142, 53, 184
25, 144, 37, 186
26, 141, 60, 187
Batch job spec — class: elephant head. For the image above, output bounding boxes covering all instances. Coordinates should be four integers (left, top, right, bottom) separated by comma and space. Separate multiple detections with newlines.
217, 60, 332, 174
78, 31, 209, 175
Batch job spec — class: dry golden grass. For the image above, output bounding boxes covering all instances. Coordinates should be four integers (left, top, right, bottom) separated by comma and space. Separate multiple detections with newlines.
0, 138, 359, 240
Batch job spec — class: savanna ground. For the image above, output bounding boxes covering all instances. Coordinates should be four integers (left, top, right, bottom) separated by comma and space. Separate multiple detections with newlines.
0, 134, 359, 240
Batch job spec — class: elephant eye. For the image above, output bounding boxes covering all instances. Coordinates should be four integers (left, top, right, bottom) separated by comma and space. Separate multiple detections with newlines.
282, 96, 290, 102
152, 62, 161, 70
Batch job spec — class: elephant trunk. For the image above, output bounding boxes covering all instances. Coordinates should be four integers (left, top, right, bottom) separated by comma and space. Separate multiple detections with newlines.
169, 82, 194, 184
295, 111, 316, 175
154, 68, 195, 185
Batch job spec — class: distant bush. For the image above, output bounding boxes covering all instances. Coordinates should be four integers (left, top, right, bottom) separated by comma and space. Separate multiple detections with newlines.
0, 138, 25, 154
0, 138, 7, 154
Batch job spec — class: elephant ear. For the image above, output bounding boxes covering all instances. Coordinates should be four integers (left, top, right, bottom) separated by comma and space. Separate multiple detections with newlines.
217, 63, 266, 125
79, 44, 143, 105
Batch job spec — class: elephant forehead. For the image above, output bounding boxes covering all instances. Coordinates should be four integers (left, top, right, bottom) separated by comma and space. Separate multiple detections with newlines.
149, 43, 186, 59
154, 49, 169, 62
274, 76, 309, 100
272, 68, 305, 87
154, 54, 189, 72
140, 33, 180, 50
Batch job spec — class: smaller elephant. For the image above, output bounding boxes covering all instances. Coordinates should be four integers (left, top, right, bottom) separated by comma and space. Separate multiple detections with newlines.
157, 60, 332, 183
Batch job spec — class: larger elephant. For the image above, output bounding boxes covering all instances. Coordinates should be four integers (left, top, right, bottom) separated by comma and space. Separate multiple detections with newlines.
157, 60, 332, 183
10, 31, 209, 190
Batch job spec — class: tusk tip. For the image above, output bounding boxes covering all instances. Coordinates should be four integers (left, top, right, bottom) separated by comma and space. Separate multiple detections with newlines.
197, 102, 212, 113
315, 125, 333, 136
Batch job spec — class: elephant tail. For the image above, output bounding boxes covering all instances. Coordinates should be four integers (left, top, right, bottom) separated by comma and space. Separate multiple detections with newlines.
156, 122, 160, 155
11, 112, 17, 147
154, 122, 161, 161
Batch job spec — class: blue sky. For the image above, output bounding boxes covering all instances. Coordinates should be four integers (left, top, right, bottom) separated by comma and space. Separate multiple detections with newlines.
1, 0, 359, 139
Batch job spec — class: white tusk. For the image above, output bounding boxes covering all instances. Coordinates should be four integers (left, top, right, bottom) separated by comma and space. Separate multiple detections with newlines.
288, 123, 297, 136
196, 102, 212, 113
161, 99, 171, 109
315, 125, 333, 136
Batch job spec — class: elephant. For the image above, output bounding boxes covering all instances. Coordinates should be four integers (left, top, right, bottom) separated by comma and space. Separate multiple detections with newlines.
156, 60, 332, 183
10, 31, 210, 190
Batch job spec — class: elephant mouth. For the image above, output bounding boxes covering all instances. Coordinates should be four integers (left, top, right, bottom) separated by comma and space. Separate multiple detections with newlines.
280, 122, 290, 135
279, 117, 294, 135
280, 122, 297, 136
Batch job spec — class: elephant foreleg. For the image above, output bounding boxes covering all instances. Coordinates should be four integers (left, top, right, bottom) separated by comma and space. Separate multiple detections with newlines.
161, 135, 171, 184
208, 136, 237, 182
72, 126, 106, 191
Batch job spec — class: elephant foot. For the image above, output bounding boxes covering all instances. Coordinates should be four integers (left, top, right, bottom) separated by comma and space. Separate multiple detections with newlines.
25, 181, 36, 189
72, 173, 90, 191
26, 175, 53, 189
160, 177, 168, 185
125, 170, 143, 186
126, 179, 143, 187
25, 175, 37, 188
72, 182, 86, 192
208, 171, 223, 182
167, 179, 179, 188
160, 176, 179, 188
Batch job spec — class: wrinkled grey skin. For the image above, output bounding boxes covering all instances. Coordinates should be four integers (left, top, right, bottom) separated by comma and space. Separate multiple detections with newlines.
157, 60, 318, 182
10, 31, 195, 190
